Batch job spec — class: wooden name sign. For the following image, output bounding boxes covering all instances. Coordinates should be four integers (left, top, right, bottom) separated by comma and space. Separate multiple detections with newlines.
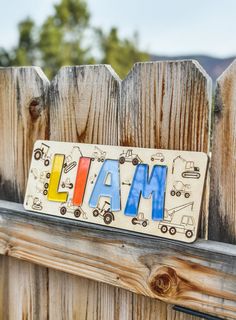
24, 140, 208, 243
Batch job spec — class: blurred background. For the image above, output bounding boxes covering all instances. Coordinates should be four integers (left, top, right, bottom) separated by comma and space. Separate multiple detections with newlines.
0, 0, 235, 82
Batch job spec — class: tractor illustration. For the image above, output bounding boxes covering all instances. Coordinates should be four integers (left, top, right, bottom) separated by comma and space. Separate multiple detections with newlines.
60, 200, 87, 219
26, 195, 43, 211
64, 146, 82, 174
158, 202, 195, 238
61, 178, 73, 189
131, 212, 149, 227
119, 149, 142, 166
170, 181, 191, 198
30, 168, 50, 195
92, 201, 115, 225
91, 146, 106, 162
151, 152, 165, 162
172, 155, 200, 179
34, 143, 51, 166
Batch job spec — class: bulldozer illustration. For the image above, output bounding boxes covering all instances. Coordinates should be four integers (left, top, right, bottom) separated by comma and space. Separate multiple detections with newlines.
26, 195, 43, 211
34, 143, 51, 166
172, 155, 200, 179
119, 149, 142, 166
64, 146, 82, 174
170, 181, 191, 198
131, 212, 149, 227
60, 200, 88, 219
151, 152, 165, 162
91, 146, 106, 162
30, 168, 50, 195
92, 201, 115, 225
158, 202, 195, 238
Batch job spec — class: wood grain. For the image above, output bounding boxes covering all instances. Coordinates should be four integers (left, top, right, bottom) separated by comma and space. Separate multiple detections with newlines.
0, 200, 235, 320
0, 67, 49, 320
209, 59, 236, 244
120, 61, 212, 319
48, 65, 122, 319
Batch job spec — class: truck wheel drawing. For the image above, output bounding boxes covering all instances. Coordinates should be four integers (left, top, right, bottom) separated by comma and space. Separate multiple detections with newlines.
131, 212, 149, 227
92, 201, 115, 225
59, 200, 87, 219
119, 149, 142, 166
61, 178, 73, 189
151, 152, 165, 162
91, 146, 106, 162
158, 202, 195, 238
172, 155, 200, 179
170, 181, 191, 198
30, 169, 50, 195
34, 143, 51, 166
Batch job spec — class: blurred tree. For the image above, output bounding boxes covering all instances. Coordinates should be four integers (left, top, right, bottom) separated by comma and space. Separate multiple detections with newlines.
97, 27, 149, 79
0, 0, 149, 79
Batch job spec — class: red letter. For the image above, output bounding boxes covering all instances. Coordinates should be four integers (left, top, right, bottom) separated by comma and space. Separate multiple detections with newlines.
73, 157, 91, 206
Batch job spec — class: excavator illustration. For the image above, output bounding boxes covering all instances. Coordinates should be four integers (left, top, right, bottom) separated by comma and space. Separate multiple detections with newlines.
63, 146, 82, 174
158, 202, 195, 238
119, 149, 142, 166
91, 146, 106, 162
172, 156, 200, 179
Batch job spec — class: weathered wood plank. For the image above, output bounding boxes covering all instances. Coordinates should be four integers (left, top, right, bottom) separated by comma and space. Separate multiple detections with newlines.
0, 67, 49, 320
209, 59, 236, 244
48, 65, 121, 319
0, 200, 235, 320
120, 61, 212, 319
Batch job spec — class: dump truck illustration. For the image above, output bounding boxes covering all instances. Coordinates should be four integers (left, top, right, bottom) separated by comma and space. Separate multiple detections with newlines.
151, 152, 165, 162
60, 200, 87, 219
170, 181, 191, 198
92, 201, 115, 225
158, 202, 195, 238
172, 155, 200, 179
119, 149, 142, 166
64, 146, 82, 174
91, 146, 106, 162
131, 212, 149, 227
33, 143, 51, 166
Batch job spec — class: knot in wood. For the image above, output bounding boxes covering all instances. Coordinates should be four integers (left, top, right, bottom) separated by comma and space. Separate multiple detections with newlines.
29, 98, 42, 121
149, 266, 178, 297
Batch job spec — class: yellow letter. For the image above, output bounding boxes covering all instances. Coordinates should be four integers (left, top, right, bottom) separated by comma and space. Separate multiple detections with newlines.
47, 154, 68, 202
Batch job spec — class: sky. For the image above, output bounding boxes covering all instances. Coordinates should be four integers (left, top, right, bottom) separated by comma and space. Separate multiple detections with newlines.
0, 0, 236, 58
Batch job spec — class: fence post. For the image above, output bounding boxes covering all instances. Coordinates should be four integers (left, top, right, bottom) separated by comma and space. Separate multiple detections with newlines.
120, 61, 211, 319
209, 59, 236, 244
0, 67, 49, 320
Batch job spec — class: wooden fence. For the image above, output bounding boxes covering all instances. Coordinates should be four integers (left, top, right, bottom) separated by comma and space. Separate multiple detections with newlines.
0, 60, 235, 320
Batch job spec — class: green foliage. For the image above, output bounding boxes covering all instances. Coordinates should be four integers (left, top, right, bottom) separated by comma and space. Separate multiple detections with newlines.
0, 0, 149, 79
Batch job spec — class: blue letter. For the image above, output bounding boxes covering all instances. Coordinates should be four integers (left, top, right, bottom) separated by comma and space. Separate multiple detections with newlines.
124, 164, 167, 220
89, 160, 121, 211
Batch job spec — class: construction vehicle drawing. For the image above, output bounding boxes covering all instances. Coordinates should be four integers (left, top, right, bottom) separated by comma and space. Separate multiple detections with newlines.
60, 200, 88, 219
158, 202, 195, 238
122, 179, 131, 186
92, 201, 115, 225
61, 178, 73, 189
119, 149, 142, 166
30, 169, 50, 195
34, 143, 51, 166
151, 152, 165, 162
172, 155, 200, 179
91, 146, 106, 162
64, 146, 82, 174
170, 181, 191, 198
131, 212, 149, 227
26, 195, 43, 211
